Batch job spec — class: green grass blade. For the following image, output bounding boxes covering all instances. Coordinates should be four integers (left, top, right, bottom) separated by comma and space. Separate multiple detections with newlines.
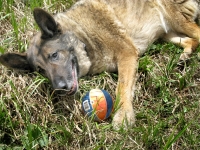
163, 124, 189, 150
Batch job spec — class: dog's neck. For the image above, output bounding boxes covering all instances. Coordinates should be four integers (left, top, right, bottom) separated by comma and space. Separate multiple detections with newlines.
73, 40, 91, 77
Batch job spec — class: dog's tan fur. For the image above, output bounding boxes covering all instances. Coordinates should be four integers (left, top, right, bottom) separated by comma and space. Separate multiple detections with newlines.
0, 0, 200, 128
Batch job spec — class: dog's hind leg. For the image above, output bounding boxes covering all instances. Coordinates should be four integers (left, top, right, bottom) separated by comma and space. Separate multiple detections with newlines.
164, 32, 199, 60
112, 46, 138, 129
180, 22, 200, 42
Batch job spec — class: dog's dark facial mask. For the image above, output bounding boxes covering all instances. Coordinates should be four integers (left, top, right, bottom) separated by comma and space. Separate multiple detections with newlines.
29, 32, 80, 95
0, 8, 83, 95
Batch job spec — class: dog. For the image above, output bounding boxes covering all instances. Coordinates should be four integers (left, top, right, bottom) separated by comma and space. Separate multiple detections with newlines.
0, 0, 200, 128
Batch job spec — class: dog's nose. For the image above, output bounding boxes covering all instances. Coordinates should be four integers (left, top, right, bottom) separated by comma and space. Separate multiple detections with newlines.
57, 80, 67, 89
53, 76, 68, 89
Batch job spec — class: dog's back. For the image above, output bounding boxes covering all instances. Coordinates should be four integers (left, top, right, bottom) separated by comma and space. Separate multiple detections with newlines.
55, 0, 199, 58
106, 0, 200, 55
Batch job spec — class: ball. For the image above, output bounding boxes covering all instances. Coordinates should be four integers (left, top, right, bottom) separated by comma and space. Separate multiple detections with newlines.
82, 89, 113, 121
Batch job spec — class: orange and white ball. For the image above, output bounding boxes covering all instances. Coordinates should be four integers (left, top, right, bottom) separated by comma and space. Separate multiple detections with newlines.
82, 89, 113, 121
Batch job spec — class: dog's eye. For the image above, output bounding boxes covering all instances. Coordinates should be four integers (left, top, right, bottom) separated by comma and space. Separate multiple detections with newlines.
51, 52, 59, 60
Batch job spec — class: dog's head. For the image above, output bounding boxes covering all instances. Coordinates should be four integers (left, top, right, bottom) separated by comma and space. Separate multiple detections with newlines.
0, 8, 85, 95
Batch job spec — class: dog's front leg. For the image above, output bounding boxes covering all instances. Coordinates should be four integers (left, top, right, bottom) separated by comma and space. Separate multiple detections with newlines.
112, 49, 138, 129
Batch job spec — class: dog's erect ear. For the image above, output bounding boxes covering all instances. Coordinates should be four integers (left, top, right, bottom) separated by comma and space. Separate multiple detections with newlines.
33, 8, 60, 39
0, 53, 33, 71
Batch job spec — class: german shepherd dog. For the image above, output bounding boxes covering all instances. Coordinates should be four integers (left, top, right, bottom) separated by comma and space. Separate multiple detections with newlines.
0, 0, 200, 128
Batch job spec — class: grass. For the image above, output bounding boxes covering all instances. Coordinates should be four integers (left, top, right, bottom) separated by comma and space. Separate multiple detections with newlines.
0, 0, 200, 149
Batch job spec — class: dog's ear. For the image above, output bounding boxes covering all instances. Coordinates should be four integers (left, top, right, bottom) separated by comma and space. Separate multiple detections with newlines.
0, 53, 33, 71
33, 8, 60, 39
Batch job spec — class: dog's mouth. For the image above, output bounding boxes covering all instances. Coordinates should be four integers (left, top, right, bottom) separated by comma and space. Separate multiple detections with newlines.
55, 61, 78, 96
67, 64, 78, 95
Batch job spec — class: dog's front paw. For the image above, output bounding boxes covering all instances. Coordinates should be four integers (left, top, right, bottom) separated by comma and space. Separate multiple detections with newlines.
112, 107, 135, 130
